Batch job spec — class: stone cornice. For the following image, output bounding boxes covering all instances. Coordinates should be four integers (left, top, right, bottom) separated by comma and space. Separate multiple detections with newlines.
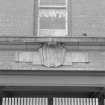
0, 37, 104, 51
0, 70, 105, 76
0, 37, 104, 46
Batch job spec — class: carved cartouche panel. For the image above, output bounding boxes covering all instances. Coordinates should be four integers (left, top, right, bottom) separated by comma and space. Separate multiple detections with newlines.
39, 44, 66, 67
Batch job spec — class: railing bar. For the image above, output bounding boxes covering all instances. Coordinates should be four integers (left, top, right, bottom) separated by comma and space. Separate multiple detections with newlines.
86, 98, 87, 105
44, 97, 46, 105
42, 97, 45, 105
25, 97, 27, 105
89, 98, 90, 105
93, 98, 95, 105
60, 97, 61, 105
58, 97, 60, 105
76, 98, 78, 105
80, 98, 82, 105
83, 98, 84, 105
77, 98, 79, 105
41, 98, 42, 105
71, 98, 73, 105
36, 97, 38, 105
92, 98, 93, 105
6, 97, 9, 105
79, 98, 81, 105
8, 98, 9, 105
88, 98, 90, 105
31, 98, 32, 105
22, 97, 23, 105
18, 98, 19, 105
75, 98, 76, 105
95, 98, 97, 105
96, 98, 98, 105
69, 98, 70, 105
33, 97, 35, 105
2, 97, 5, 105
77, 98, 78, 105
80, 98, 81, 105
42, 98, 43, 105
74, 98, 75, 105
17, 98, 18, 105
90, 98, 91, 105
29, 98, 30, 105
9, 98, 11, 105
67, 98, 69, 105
32, 98, 34, 105
38, 97, 40, 105
95, 98, 96, 105
40, 98, 41, 105
19, 97, 22, 105
38, 98, 40, 105
73, 98, 75, 105
11, 98, 14, 105
83, 98, 85, 105
27, 97, 29, 105
29, 98, 31, 105
66, 98, 68, 105
46, 98, 48, 105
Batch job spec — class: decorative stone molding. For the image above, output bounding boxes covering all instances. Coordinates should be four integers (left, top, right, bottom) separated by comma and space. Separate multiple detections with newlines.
39, 43, 66, 67
0, 37, 105, 46
16, 43, 88, 68
16, 43, 72, 67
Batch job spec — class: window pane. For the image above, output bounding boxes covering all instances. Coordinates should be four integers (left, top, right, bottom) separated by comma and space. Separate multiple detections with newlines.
40, 0, 66, 6
40, 9, 66, 29
39, 9, 67, 36
39, 29, 67, 36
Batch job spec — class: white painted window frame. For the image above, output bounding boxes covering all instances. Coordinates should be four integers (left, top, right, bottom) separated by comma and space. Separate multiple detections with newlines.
37, 0, 68, 37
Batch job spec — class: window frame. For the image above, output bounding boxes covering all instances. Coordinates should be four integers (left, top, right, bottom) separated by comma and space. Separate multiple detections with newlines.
33, 0, 71, 37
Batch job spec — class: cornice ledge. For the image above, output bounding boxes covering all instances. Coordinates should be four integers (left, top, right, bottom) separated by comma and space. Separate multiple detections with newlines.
0, 70, 105, 76
0, 37, 104, 46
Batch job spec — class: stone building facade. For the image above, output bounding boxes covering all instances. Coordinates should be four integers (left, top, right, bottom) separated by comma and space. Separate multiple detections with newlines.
0, 0, 105, 105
